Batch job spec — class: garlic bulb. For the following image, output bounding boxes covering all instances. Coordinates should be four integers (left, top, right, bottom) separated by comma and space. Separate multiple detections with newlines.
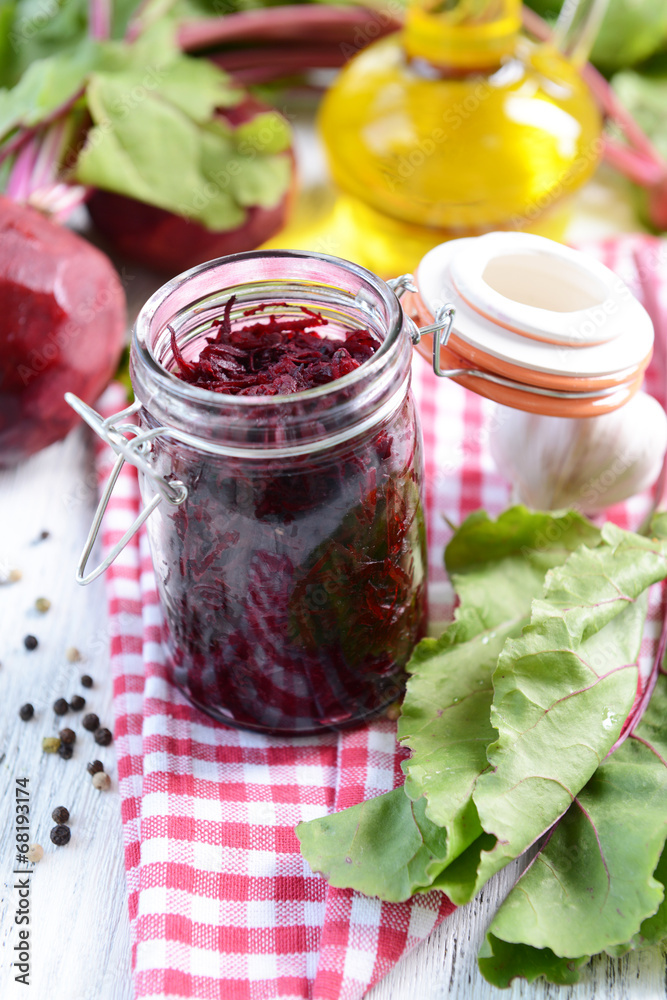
489, 391, 667, 513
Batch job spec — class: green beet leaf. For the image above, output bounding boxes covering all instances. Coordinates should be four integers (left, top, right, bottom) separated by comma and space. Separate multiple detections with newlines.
233, 112, 293, 157
77, 70, 228, 216
454, 526, 667, 902
399, 508, 601, 895
480, 671, 667, 986
0, 0, 136, 88
295, 787, 453, 903
400, 508, 600, 788
478, 936, 590, 989
228, 153, 293, 210
298, 508, 600, 901
0, 41, 99, 140
608, 841, 667, 956
74, 46, 289, 230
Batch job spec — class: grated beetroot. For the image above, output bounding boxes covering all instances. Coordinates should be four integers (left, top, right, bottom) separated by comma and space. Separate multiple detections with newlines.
147, 297, 427, 734
169, 296, 379, 396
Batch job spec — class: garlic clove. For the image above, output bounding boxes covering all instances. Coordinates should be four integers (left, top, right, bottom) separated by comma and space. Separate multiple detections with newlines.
489, 391, 667, 514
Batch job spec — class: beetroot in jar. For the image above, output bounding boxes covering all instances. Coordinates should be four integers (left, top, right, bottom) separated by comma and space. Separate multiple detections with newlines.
128, 251, 427, 734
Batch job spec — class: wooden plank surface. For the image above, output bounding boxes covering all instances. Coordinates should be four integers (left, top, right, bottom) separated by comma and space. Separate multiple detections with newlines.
0, 428, 133, 1000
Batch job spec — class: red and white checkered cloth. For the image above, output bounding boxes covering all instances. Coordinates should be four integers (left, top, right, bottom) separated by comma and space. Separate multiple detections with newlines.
98, 236, 667, 1000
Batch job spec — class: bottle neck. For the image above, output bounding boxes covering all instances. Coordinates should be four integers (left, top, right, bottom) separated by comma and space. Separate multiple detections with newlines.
404, 0, 522, 70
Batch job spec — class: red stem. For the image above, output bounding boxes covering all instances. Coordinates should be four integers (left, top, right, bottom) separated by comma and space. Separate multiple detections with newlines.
605, 581, 667, 759
209, 45, 352, 81
522, 6, 667, 183
178, 6, 400, 51
632, 242, 667, 512
603, 139, 666, 188
4, 119, 90, 220
89, 0, 111, 40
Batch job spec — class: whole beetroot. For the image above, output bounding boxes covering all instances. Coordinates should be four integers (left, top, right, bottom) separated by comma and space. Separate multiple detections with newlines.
86, 184, 293, 276
0, 197, 126, 467
87, 97, 295, 275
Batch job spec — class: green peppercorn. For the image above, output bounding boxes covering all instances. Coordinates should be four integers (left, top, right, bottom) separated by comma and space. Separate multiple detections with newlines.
35, 597, 51, 614
50, 825, 70, 846
51, 806, 69, 824
94, 727, 113, 747
53, 698, 68, 716
82, 713, 99, 732
18, 703, 34, 721
42, 737, 60, 754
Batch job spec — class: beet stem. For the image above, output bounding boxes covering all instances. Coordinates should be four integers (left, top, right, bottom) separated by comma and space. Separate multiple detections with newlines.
178, 7, 401, 52
89, 0, 111, 41
605, 580, 667, 760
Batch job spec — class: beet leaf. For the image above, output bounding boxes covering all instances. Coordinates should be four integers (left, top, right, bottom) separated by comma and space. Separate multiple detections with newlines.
297, 507, 601, 900
480, 670, 667, 985
459, 525, 667, 900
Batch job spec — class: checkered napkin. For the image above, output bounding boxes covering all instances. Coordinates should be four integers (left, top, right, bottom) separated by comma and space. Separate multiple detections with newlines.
97, 236, 667, 1000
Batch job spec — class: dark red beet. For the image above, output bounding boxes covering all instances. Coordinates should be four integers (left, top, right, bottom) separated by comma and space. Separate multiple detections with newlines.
0, 197, 126, 467
87, 98, 295, 275
169, 296, 380, 395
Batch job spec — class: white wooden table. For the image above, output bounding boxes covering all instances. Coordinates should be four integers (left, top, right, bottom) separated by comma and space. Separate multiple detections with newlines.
1, 130, 666, 999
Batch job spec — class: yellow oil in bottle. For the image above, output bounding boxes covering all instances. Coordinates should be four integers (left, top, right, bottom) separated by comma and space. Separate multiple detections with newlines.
269, 0, 602, 277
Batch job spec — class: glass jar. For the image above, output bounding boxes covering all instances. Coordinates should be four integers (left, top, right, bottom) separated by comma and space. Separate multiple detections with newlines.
121, 250, 427, 735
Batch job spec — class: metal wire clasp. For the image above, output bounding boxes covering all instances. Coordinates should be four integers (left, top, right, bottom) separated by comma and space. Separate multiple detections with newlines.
65, 394, 188, 586
388, 274, 456, 377
387, 275, 628, 403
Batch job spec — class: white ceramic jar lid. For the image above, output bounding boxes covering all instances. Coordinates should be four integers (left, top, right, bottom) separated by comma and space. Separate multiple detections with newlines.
416, 232, 653, 381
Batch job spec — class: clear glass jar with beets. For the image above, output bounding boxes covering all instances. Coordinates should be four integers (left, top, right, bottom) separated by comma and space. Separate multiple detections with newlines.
130, 250, 428, 735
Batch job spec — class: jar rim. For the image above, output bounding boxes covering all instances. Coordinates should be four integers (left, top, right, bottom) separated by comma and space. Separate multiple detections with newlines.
132, 248, 404, 409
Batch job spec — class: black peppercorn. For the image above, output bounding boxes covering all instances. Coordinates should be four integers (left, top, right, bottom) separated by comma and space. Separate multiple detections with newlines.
82, 713, 99, 732
57, 743, 73, 759
24, 635, 38, 651
19, 703, 34, 721
80, 675, 93, 688
87, 760, 104, 776
59, 728, 76, 745
50, 825, 71, 846
51, 806, 69, 824
94, 727, 113, 747
53, 698, 68, 716
69, 695, 85, 712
